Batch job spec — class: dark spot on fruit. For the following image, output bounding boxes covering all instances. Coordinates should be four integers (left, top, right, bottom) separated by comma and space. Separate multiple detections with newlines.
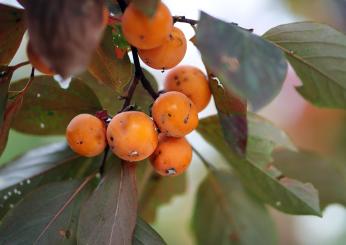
110, 136, 114, 141
168, 113, 172, 117
184, 114, 190, 124
174, 75, 179, 80
139, 35, 145, 40
176, 81, 181, 86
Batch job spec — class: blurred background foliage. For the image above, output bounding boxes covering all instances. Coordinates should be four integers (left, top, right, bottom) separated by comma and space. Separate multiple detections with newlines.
0, 0, 346, 244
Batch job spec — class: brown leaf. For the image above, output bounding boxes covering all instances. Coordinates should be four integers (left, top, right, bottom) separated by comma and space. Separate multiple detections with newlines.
23, 0, 106, 77
0, 4, 26, 65
0, 66, 14, 125
0, 93, 23, 155
78, 157, 138, 245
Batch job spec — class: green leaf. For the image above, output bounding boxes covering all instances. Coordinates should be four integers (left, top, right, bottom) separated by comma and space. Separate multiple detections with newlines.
196, 12, 288, 110
0, 142, 100, 219
209, 76, 248, 155
112, 24, 130, 50
246, 113, 296, 165
273, 149, 346, 209
137, 164, 187, 223
78, 157, 137, 244
263, 22, 346, 109
80, 70, 158, 115
197, 115, 321, 216
88, 26, 133, 93
132, 0, 159, 17
0, 66, 14, 126
134, 217, 166, 245
0, 178, 95, 244
0, 4, 26, 65
10, 76, 102, 135
192, 170, 277, 245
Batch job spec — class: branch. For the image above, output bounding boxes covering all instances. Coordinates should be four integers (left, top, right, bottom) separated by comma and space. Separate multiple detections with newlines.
173, 16, 198, 25
116, 0, 127, 11
173, 16, 254, 32
131, 47, 158, 100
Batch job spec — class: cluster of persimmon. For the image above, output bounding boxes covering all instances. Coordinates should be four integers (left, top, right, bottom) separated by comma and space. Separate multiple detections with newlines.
66, 64, 211, 176
26, 2, 212, 176
122, 2, 187, 70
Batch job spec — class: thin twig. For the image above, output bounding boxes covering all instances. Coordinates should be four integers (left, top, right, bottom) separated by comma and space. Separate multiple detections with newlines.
173, 16, 254, 32
131, 47, 158, 100
173, 16, 198, 25
11, 61, 30, 71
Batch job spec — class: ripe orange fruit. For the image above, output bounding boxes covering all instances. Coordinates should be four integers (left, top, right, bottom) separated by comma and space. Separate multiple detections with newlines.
66, 114, 107, 157
150, 134, 192, 176
121, 2, 173, 49
27, 42, 54, 75
107, 111, 158, 162
138, 27, 187, 70
152, 91, 199, 137
164, 65, 211, 112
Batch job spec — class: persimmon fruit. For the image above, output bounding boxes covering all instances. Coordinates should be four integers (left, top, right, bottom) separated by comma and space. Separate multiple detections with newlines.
66, 114, 107, 157
152, 91, 199, 137
164, 65, 211, 112
138, 27, 187, 70
107, 111, 158, 162
121, 2, 173, 49
150, 134, 192, 176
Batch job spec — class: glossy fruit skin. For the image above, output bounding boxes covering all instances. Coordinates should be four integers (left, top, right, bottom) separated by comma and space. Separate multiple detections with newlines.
152, 91, 199, 137
27, 42, 54, 75
138, 27, 187, 70
150, 134, 192, 176
122, 2, 173, 50
164, 65, 211, 112
66, 114, 106, 157
107, 111, 158, 162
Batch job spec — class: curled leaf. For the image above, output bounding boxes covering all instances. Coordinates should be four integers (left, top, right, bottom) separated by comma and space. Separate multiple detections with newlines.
23, 0, 106, 77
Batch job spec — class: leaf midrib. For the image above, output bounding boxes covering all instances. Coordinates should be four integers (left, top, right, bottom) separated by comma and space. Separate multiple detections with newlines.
267, 40, 345, 89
